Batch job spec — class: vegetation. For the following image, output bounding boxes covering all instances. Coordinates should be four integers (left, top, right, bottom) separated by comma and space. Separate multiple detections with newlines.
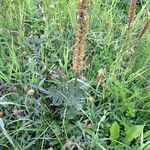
0, 0, 150, 149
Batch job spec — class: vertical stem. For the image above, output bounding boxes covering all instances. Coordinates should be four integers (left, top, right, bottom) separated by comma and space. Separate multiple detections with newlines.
74, 73, 79, 86
139, 20, 150, 38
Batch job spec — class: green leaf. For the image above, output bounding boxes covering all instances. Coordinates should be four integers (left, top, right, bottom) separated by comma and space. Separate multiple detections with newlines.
144, 143, 150, 150
0, 118, 4, 128
127, 102, 136, 117
124, 125, 144, 144
144, 130, 150, 139
85, 128, 95, 137
0, 118, 18, 150
110, 121, 120, 141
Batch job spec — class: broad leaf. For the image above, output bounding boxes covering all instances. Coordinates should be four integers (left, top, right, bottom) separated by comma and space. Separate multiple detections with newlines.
124, 125, 144, 143
110, 121, 120, 141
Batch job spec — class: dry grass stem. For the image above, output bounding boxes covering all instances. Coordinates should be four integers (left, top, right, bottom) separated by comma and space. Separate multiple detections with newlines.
139, 13, 150, 38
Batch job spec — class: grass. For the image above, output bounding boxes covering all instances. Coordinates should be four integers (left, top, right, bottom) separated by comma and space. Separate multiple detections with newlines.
0, 0, 150, 149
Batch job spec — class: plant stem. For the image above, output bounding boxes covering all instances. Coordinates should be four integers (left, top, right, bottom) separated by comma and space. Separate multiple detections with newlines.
74, 73, 79, 86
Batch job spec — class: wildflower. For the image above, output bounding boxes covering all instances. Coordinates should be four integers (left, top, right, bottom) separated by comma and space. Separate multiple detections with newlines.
73, 0, 92, 86
27, 89, 34, 96
73, 5, 87, 74
0, 112, 4, 117
96, 69, 106, 84
19, 60, 25, 65
85, 124, 92, 129
22, 51, 28, 57
102, 82, 107, 88
66, 139, 74, 147
12, 86, 17, 92
88, 96, 95, 103
13, 109, 23, 115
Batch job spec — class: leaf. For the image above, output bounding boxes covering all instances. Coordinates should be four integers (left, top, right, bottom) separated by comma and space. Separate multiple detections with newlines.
144, 142, 150, 150
127, 102, 136, 117
85, 128, 95, 137
124, 125, 144, 143
144, 130, 150, 139
110, 121, 120, 141
50, 140, 61, 145
0, 118, 18, 150
0, 118, 4, 128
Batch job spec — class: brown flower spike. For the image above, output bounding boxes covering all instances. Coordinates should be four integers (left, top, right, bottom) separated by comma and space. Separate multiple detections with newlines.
128, 0, 136, 29
73, 0, 93, 85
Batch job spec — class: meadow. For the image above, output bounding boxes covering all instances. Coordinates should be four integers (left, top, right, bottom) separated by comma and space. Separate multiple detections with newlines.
0, 0, 150, 149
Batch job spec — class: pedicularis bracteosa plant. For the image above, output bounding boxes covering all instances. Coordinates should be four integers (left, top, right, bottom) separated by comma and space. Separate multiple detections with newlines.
73, 0, 93, 86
